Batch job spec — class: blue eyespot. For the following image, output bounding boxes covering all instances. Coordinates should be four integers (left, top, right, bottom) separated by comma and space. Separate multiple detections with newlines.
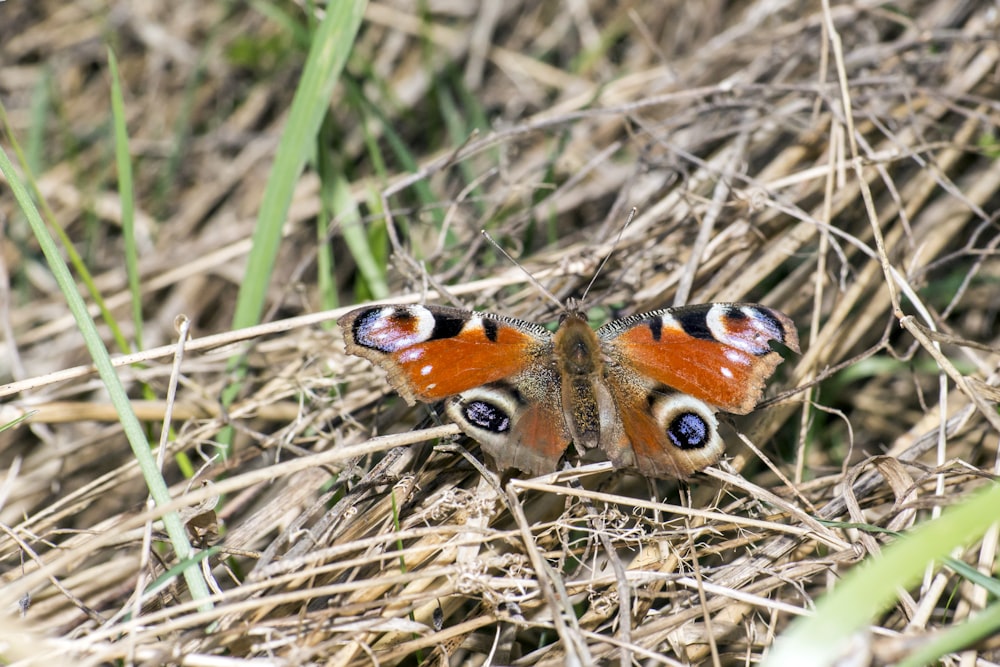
463, 401, 511, 434
667, 412, 709, 450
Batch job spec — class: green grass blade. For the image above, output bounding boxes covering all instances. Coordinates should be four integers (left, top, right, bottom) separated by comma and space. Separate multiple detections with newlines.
1, 411, 36, 433
897, 600, 1000, 667
0, 142, 213, 609
315, 113, 338, 313
763, 481, 1000, 666
335, 171, 387, 300
231, 0, 368, 330
0, 105, 132, 356
25, 66, 51, 175
316, 108, 389, 307
107, 48, 143, 351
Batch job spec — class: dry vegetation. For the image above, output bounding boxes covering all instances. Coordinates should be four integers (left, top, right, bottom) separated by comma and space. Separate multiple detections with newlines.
2, 1, 1000, 665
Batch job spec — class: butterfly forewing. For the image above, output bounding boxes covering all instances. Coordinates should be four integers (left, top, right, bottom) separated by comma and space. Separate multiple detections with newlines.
339, 305, 551, 402
600, 303, 799, 414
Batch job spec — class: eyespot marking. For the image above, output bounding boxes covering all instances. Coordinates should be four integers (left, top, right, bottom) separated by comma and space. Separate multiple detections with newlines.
352, 306, 436, 352
667, 412, 710, 450
707, 305, 786, 355
463, 400, 511, 434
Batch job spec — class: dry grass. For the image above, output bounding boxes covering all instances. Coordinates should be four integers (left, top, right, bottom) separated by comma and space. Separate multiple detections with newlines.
2, 1, 1000, 665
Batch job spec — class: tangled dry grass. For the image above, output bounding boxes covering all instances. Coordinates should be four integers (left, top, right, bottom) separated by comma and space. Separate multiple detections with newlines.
1, 1, 999, 665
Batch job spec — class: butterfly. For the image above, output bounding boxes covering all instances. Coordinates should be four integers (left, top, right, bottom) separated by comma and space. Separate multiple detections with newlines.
338, 300, 798, 478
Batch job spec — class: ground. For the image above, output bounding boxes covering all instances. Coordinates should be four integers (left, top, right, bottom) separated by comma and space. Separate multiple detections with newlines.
1, 1, 999, 665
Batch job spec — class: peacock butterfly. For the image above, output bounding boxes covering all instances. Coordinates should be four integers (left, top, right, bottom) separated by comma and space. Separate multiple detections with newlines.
338, 297, 798, 479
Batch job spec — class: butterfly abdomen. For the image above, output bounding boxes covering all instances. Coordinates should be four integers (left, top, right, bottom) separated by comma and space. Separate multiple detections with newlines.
553, 313, 608, 449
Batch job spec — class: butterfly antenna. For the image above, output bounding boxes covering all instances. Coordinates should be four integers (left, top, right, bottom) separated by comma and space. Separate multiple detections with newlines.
579, 206, 637, 303
481, 230, 566, 311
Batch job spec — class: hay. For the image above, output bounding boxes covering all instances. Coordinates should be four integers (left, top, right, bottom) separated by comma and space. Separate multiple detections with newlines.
1, 1, 999, 664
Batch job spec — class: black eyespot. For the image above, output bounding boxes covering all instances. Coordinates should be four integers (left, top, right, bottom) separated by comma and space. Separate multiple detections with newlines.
667, 412, 710, 450
463, 400, 511, 434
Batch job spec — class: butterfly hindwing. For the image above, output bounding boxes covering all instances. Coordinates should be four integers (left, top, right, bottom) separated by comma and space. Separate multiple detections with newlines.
594, 353, 725, 478
446, 379, 571, 475
604, 387, 724, 478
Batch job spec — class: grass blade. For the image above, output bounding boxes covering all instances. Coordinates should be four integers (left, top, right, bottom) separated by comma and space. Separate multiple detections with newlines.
0, 142, 213, 609
764, 481, 1000, 666
231, 0, 368, 330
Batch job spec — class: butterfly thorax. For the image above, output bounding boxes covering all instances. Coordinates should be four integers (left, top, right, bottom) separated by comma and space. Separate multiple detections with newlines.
553, 313, 602, 375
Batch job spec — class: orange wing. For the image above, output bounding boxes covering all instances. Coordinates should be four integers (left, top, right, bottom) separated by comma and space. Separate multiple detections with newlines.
600, 303, 798, 414
339, 305, 552, 403
342, 304, 572, 474
601, 384, 725, 478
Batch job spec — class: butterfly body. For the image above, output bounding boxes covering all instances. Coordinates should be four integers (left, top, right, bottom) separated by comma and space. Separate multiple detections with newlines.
339, 302, 798, 478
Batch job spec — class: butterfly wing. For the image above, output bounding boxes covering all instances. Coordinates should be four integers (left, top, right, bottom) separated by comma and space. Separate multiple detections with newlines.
444, 376, 571, 475
599, 376, 725, 478
339, 304, 571, 473
339, 305, 551, 402
599, 303, 799, 414
596, 303, 798, 478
